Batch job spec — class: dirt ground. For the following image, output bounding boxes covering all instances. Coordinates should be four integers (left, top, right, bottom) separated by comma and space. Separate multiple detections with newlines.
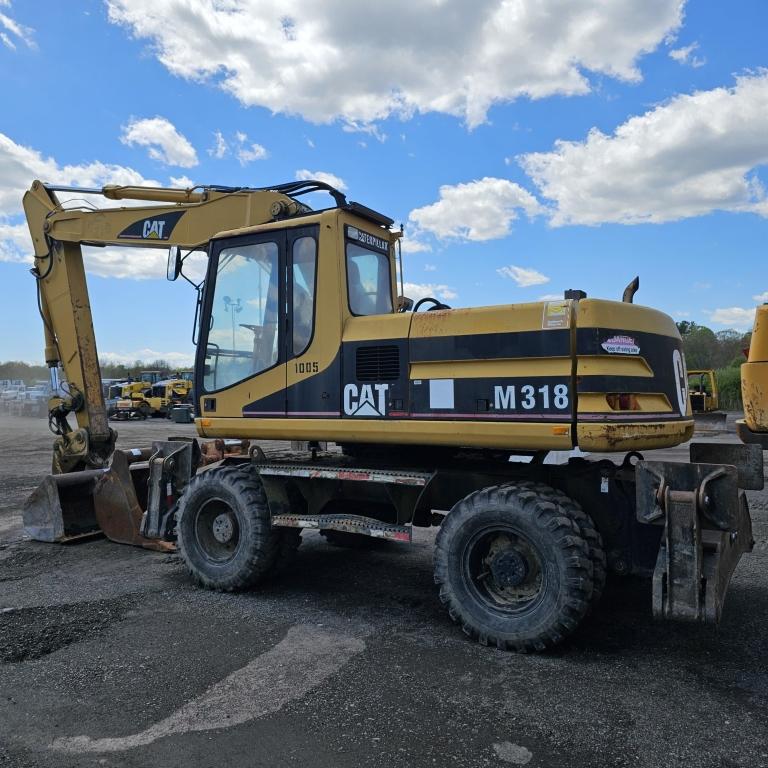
1, 414, 767, 768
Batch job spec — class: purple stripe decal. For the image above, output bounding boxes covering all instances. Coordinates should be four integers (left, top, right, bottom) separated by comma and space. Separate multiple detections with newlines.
578, 412, 679, 421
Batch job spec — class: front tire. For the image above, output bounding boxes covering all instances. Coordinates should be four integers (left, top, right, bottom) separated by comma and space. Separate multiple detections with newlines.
434, 483, 593, 652
177, 467, 280, 591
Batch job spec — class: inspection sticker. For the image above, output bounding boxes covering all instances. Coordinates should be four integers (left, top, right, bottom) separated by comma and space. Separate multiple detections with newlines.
542, 301, 569, 329
601, 335, 640, 355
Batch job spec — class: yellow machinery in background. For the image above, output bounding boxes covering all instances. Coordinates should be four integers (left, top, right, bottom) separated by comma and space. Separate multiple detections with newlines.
20, 178, 764, 652
113, 377, 193, 420
687, 369, 727, 432
738, 304, 768, 448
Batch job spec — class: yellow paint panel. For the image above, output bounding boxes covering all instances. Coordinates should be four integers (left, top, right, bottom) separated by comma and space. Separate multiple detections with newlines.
410, 302, 567, 338
578, 393, 672, 413
576, 355, 653, 377
577, 299, 680, 337
578, 420, 694, 451
342, 313, 412, 342
204, 364, 286, 417
197, 417, 574, 451
410, 357, 571, 379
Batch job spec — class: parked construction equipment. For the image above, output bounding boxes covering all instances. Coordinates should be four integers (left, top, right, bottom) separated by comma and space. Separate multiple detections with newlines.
20, 178, 765, 651
738, 304, 768, 448
113, 377, 193, 420
688, 369, 727, 432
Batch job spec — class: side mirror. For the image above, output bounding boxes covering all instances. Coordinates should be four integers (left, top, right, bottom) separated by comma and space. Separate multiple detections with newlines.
397, 295, 414, 312
167, 246, 182, 281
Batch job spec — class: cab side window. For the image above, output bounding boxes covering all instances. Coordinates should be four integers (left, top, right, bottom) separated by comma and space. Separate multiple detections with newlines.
292, 236, 317, 355
346, 243, 393, 316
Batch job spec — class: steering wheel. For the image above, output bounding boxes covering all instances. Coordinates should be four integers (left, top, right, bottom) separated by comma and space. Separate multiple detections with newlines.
413, 297, 451, 312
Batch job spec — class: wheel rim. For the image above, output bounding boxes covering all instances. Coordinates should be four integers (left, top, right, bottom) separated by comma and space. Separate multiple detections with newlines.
462, 525, 545, 615
194, 497, 241, 564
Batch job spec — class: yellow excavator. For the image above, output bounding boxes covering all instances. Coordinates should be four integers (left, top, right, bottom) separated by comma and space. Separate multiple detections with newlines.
20, 178, 766, 651
113, 377, 193, 420
687, 369, 727, 432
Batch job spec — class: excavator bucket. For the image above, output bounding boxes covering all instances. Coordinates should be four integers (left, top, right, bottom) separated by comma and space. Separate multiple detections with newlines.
22, 442, 195, 551
92, 449, 174, 551
23, 470, 106, 543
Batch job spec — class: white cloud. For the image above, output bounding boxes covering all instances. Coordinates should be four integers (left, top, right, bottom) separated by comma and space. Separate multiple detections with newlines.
409, 178, 542, 241
236, 141, 269, 165
520, 72, 768, 226
669, 42, 704, 68
400, 238, 431, 255
497, 265, 550, 287
0, 132, 200, 281
403, 282, 457, 302
81, 246, 207, 282
208, 130, 228, 159
343, 122, 387, 142
0, 221, 30, 264
295, 169, 347, 191
99, 348, 195, 367
105, 0, 684, 128
169, 175, 194, 188
0, 132, 158, 221
753, 292, 768, 303
121, 117, 198, 168
538, 293, 562, 301
424, 264, 437, 272
707, 307, 756, 330
0, 3, 34, 50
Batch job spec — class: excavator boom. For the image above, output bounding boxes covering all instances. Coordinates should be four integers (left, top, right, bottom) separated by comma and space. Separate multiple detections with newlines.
23, 179, 318, 473
21, 178, 335, 543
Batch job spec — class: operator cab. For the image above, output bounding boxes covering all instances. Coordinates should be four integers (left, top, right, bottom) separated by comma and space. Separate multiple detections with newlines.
194, 200, 399, 420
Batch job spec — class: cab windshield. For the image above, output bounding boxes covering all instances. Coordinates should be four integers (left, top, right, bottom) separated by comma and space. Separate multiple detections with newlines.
204, 241, 280, 392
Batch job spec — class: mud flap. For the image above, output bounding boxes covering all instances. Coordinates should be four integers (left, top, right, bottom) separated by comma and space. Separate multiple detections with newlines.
637, 450, 760, 623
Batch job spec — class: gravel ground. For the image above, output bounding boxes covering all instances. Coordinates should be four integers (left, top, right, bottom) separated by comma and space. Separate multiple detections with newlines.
0, 414, 767, 768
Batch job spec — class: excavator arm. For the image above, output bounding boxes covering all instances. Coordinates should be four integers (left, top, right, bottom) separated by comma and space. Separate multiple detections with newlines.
22, 179, 324, 472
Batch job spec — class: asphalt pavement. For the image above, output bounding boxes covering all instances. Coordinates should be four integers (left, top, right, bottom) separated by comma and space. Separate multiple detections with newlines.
1, 415, 767, 768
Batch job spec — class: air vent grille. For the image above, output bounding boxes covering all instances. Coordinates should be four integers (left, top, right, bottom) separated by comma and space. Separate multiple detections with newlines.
356, 345, 400, 382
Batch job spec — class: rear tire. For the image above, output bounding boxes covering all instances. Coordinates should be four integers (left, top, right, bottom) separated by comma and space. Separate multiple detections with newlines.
434, 482, 593, 652
177, 467, 280, 591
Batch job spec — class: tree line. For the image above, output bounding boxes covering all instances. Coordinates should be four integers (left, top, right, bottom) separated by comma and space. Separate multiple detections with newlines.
676, 322, 751, 410
0, 359, 189, 385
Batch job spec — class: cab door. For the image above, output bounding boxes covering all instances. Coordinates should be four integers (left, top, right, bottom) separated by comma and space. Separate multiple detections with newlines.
196, 232, 288, 418
285, 225, 336, 417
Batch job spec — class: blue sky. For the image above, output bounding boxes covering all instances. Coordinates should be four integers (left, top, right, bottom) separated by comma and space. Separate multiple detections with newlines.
1, 0, 766, 366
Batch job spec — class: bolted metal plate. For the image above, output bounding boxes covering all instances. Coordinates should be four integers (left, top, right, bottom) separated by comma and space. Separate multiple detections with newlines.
637, 460, 739, 530
690, 442, 764, 491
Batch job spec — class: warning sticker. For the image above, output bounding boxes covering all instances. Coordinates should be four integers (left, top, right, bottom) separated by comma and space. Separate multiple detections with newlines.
542, 301, 569, 329
601, 335, 640, 355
